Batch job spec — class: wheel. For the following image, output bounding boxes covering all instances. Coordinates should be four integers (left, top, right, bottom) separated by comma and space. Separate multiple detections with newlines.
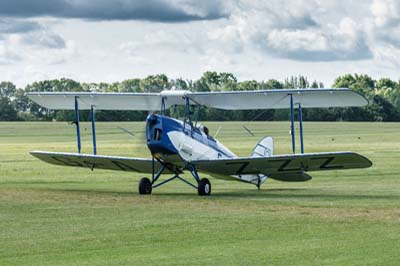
138, 177, 152, 195
198, 178, 211, 196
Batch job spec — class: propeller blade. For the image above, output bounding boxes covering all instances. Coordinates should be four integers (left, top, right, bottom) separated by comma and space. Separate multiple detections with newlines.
117, 126, 135, 137
214, 126, 222, 138
242, 125, 255, 136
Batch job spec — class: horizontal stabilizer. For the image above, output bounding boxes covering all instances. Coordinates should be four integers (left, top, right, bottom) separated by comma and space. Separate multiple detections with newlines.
193, 152, 372, 177
269, 172, 312, 182
30, 151, 173, 174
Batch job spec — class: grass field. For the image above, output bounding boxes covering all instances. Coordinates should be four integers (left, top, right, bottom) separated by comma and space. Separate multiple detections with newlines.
1, 121, 400, 265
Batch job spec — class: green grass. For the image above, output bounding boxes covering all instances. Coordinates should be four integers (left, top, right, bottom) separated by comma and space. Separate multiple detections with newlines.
1, 121, 400, 265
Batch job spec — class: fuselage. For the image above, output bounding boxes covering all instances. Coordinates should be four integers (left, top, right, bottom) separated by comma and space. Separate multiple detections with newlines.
146, 114, 236, 164
146, 114, 266, 185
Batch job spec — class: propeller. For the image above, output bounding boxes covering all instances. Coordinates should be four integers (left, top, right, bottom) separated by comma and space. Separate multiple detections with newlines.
214, 125, 222, 138
242, 125, 255, 136
117, 126, 135, 137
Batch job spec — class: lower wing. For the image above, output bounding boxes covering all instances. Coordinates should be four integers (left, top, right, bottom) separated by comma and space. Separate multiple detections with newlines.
192, 152, 372, 179
30, 151, 173, 174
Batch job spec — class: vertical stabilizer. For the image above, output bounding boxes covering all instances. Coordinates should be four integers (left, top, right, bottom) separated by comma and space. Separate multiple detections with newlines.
251, 136, 273, 157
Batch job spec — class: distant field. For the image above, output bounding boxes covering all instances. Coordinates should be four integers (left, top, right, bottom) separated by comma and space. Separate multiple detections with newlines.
1, 121, 399, 265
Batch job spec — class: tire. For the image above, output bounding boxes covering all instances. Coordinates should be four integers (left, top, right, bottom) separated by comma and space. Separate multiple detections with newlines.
198, 178, 211, 196
139, 177, 152, 195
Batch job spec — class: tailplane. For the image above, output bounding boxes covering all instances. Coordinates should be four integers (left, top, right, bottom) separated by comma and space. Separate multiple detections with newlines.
251, 136, 273, 157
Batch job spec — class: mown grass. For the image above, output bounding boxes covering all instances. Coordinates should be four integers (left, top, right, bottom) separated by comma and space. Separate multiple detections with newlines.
0, 121, 399, 265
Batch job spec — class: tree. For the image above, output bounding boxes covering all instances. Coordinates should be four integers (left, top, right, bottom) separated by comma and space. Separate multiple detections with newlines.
219, 72, 237, 83
0, 82, 20, 120
284, 75, 309, 88
0, 81, 16, 98
140, 74, 170, 92
376, 78, 397, 90
3, 72, 399, 121
0, 97, 18, 121
201, 71, 220, 86
238, 80, 259, 91
172, 78, 189, 90
192, 79, 210, 92
261, 79, 283, 89
333, 74, 374, 95
311, 80, 319, 88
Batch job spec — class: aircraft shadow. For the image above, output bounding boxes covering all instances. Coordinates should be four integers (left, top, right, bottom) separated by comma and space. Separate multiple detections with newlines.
44, 187, 400, 202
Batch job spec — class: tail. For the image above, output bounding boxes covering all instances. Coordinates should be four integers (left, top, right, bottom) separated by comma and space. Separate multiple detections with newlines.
251, 136, 273, 157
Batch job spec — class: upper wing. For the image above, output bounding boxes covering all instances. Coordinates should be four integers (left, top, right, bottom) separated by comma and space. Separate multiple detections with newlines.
27, 92, 166, 111
30, 151, 174, 174
27, 88, 367, 111
189, 88, 368, 110
193, 152, 372, 177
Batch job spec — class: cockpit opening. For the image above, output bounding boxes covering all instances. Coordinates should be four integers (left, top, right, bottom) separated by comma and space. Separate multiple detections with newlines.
154, 128, 162, 141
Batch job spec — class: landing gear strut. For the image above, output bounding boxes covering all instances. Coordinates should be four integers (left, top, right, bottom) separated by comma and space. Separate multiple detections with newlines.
137, 158, 212, 196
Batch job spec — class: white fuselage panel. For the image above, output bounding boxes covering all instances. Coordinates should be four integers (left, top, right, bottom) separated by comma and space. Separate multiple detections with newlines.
167, 130, 267, 185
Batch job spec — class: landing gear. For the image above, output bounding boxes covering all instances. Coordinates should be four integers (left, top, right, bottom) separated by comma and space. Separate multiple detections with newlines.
138, 177, 152, 195
140, 160, 212, 196
198, 178, 211, 196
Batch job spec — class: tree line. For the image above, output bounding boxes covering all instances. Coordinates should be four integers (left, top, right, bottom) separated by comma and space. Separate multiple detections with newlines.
1, 72, 400, 122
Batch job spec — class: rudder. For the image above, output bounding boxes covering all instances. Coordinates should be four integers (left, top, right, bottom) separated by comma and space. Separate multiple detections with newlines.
251, 136, 273, 157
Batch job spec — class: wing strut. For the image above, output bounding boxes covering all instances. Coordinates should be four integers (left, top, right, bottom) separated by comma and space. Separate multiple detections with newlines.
74, 96, 81, 153
90, 105, 97, 155
290, 94, 295, 153
289, 95, 305, 154
74, 97, 97, 155
298, 103, 304, 154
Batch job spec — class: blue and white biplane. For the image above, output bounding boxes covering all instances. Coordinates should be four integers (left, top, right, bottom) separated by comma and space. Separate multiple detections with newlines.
28, 89, 372, 196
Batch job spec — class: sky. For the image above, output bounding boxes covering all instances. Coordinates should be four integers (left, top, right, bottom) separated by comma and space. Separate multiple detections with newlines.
0, 0, 400, 88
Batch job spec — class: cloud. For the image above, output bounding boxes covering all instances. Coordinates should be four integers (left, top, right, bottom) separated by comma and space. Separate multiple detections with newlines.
0, 18, 67, 50
0, 18, 42, 34
263, 18, 372, 61
0, 42, 21, 64
370, 0, 400, 27
370, 0, 400, 47
209, 0, 373, 62
20, 30, 66, 49
0, 0, 229, 22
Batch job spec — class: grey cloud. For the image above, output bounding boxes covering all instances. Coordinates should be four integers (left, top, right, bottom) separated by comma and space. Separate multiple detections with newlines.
261, 27, 373, 62
0, 18, 66, 49
0, 46, 22, 65
212, 0, 374, 62
268, 45, 373, 62
0, 19, 42, 34
370, 0, 400, 48
266, 9, 318, 30
375, 31, 400, 48
0, 0, 229, 22
20, 30, 66, 49
283, 14, 318, 29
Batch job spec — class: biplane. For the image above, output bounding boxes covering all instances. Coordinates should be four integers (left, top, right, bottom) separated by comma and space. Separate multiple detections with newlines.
27, 88, 372, 196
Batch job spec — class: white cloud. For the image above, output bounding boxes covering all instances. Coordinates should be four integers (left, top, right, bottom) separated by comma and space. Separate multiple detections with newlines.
0, 41, 21, 64
370, 0, 400, 27
370, 0, 400, 47
2, 0, 400, 88
210, 1, 373, 61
